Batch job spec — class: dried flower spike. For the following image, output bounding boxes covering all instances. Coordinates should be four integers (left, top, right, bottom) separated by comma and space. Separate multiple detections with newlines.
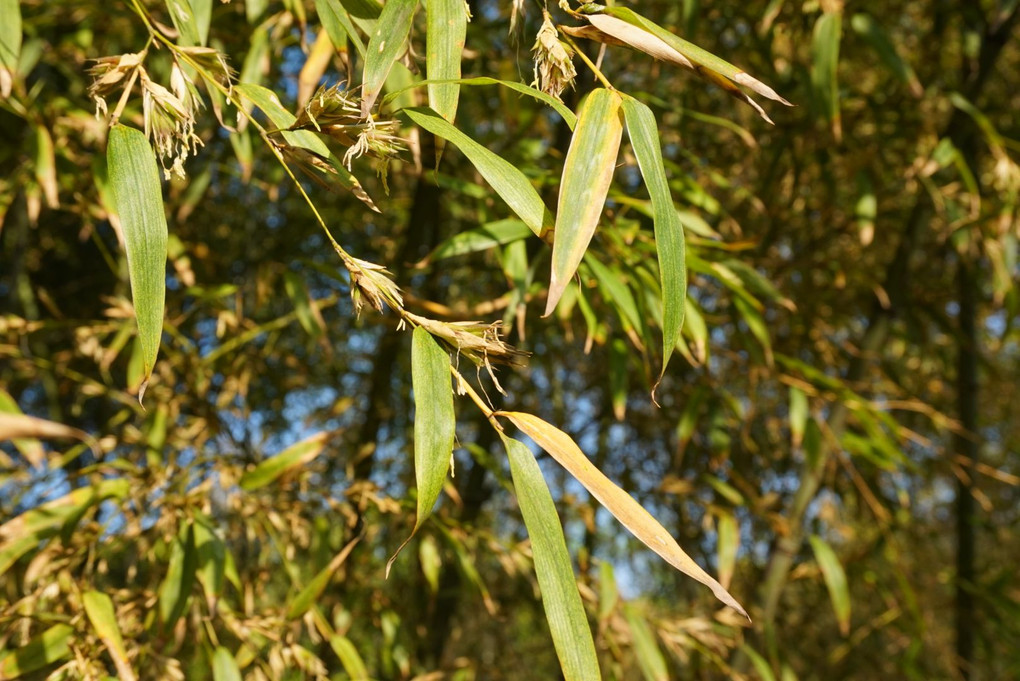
532, 11, 577, 101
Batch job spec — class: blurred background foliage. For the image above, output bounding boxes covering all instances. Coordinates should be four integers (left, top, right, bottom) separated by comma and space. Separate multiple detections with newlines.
2, 0, 1019, 679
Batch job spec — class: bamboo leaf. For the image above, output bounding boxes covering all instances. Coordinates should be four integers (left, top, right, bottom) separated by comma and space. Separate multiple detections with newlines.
419, 219, 534, 265
387, 327, 455, 572
810, 11, 842, 141
403, 107, 548, 235
789, 386, 808, 449
159, 524, 197, 629
0, 413, 90, 448
545, 88, 623, 317
624, 605, 669, 681
165, 0, 200, 47
239, 431, 330, 491
621, 96, 686, 389
716, 512, 738, 590
361, 0, 418, 117
107, 125, 168, 401
287, 537, 360, 618
0, 0, 22, 97
851, 13, 922, 98
498, 411, 749, 619
609, 338, 628, 421
212, 647, 243, 681
83, 591, 136, 681
809, 535, 851, 636
328, 635, 370, 680
314, 0, 366, 57
425, 0, 467, 123
284, 272, 323, 338
502, 435, 602, 681
0, 623, 73, 678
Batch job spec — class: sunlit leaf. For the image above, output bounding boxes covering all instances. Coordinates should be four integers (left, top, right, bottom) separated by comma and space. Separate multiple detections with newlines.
418, 534, 441, 593
83, 591, 136, 681
240, 431, 330, 491
425, 0, 467, 123
107, 125, 168, 401
0, 623, 73, 678
284, 271, 323, 338
809, 535, 851, 636
502, 435, 601, 681
159, 524, 197, 629
621, 96, 686, 389
404, 107, 548, 235
0, 0, 22, 97
419, 219, 534, 265
329, 635, 370, 680
546, 88, 623, 316
789, 386, 808, 449
315, 0, 366, 57
164, 0, 200, 47
609, 338, 628, 420
716, 512, 739, 589
499, 411, 749, 619
360, 0, 417, 117
288, 537, 360, 618
212, 647, 243, 681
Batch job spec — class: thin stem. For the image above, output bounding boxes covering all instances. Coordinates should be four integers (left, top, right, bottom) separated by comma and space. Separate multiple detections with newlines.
559, 30, 614, 90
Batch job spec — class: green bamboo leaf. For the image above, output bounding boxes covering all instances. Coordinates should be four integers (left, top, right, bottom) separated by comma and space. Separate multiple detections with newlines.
284, 272, 322, 338
809, 535, 852, 636
0, 0, 22, 98
360, 0, 418, 117
716, 512, 738, 589
420, 219, 534, 265
340, 0, 382, 19
384, 76, 576, 128
500, 411, 749, 619
314, 0, 366, 57
583, 255, 642, 334
239, 431, 330, 491
501, 435, 601, 681
83, 591, 136, 681
0, 623, 74, 678
192, 514, 227, 602
403, 107, 548, 235
850, 13, 922, 97
418, 533, 441, 593
621, 96, 686, 389
597, 560, 618, 621
165, 0, 200, 46
609, 338, 628, 421
741, 644, 777, 681
191, 0, 212, 45
107, 125, 168, 402
425, 0, 467, 123
287, 537, 360, 619
624, 604, 669, 681
545, 88, 623, 317
810, 11, 842, 141
575, 5, 791, 123
733, 295, 773, 366
788, 386, 808, 449
0, 479, 130, 547
212, 647, 242, 681
159, 524, 197, 629
329, 635, 370, 680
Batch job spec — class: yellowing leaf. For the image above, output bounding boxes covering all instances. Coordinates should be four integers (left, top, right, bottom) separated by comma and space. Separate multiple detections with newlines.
107, 125, 168, 401
502, 435, 601, 681
545, 88, 623, 317
498, 411, 748, 619
83, 591, 137, 681
425, 0, 467, 123
361, 0, 418, 117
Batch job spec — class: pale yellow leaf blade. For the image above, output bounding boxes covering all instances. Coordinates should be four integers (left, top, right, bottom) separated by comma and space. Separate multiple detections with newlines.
499, 410, 749, 619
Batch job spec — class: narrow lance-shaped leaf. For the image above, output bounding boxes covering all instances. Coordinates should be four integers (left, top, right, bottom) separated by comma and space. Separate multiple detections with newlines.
425, 0, 467, 123
361, 0, 418, 117
851, 13, 922, 98
624, 604, 669, 681
239, 431, 330, 491
314, 0, 367, 57
572, 5, 792, 123
545, 88, 623, 317
501, 435, 601, 681
212, 647, 243, 681
107, 125, 168, 402
0, 624, 74, 678
621, 96, 686, 391
810, 10, 842, 142
809, 535, 851, 636
403, 107, 548, 235
387, 327, 455, 573
499, 411, 749, 619
83, 591, 137, 681
0, 0, 22, 97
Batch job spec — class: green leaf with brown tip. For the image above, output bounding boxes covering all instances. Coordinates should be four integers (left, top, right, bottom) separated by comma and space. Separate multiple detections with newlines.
107, 125, 168, 401
545, 88, 622, 317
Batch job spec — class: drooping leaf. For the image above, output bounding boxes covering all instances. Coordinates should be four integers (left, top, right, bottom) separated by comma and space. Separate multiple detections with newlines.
83, 591, 137, 681
810, 10, 842, 141
498, 411, 749, 619
573, 5, 791, 123
239, 431, 330, 491
809, 535, 851, 636
0, 0, 22, 97
0, 624, 74, 678
851, 13, 922, 98
107, 125, 168, 401
403, 107, 548, 235
621, 96, 686, 389
624, 604, 669, 681
545, 88, 623, 317
425, 0, 467, 123
329, 635, 370, 680
502, 435, 601, 681
360, 0, 418, 117
212, 647, 243, 681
